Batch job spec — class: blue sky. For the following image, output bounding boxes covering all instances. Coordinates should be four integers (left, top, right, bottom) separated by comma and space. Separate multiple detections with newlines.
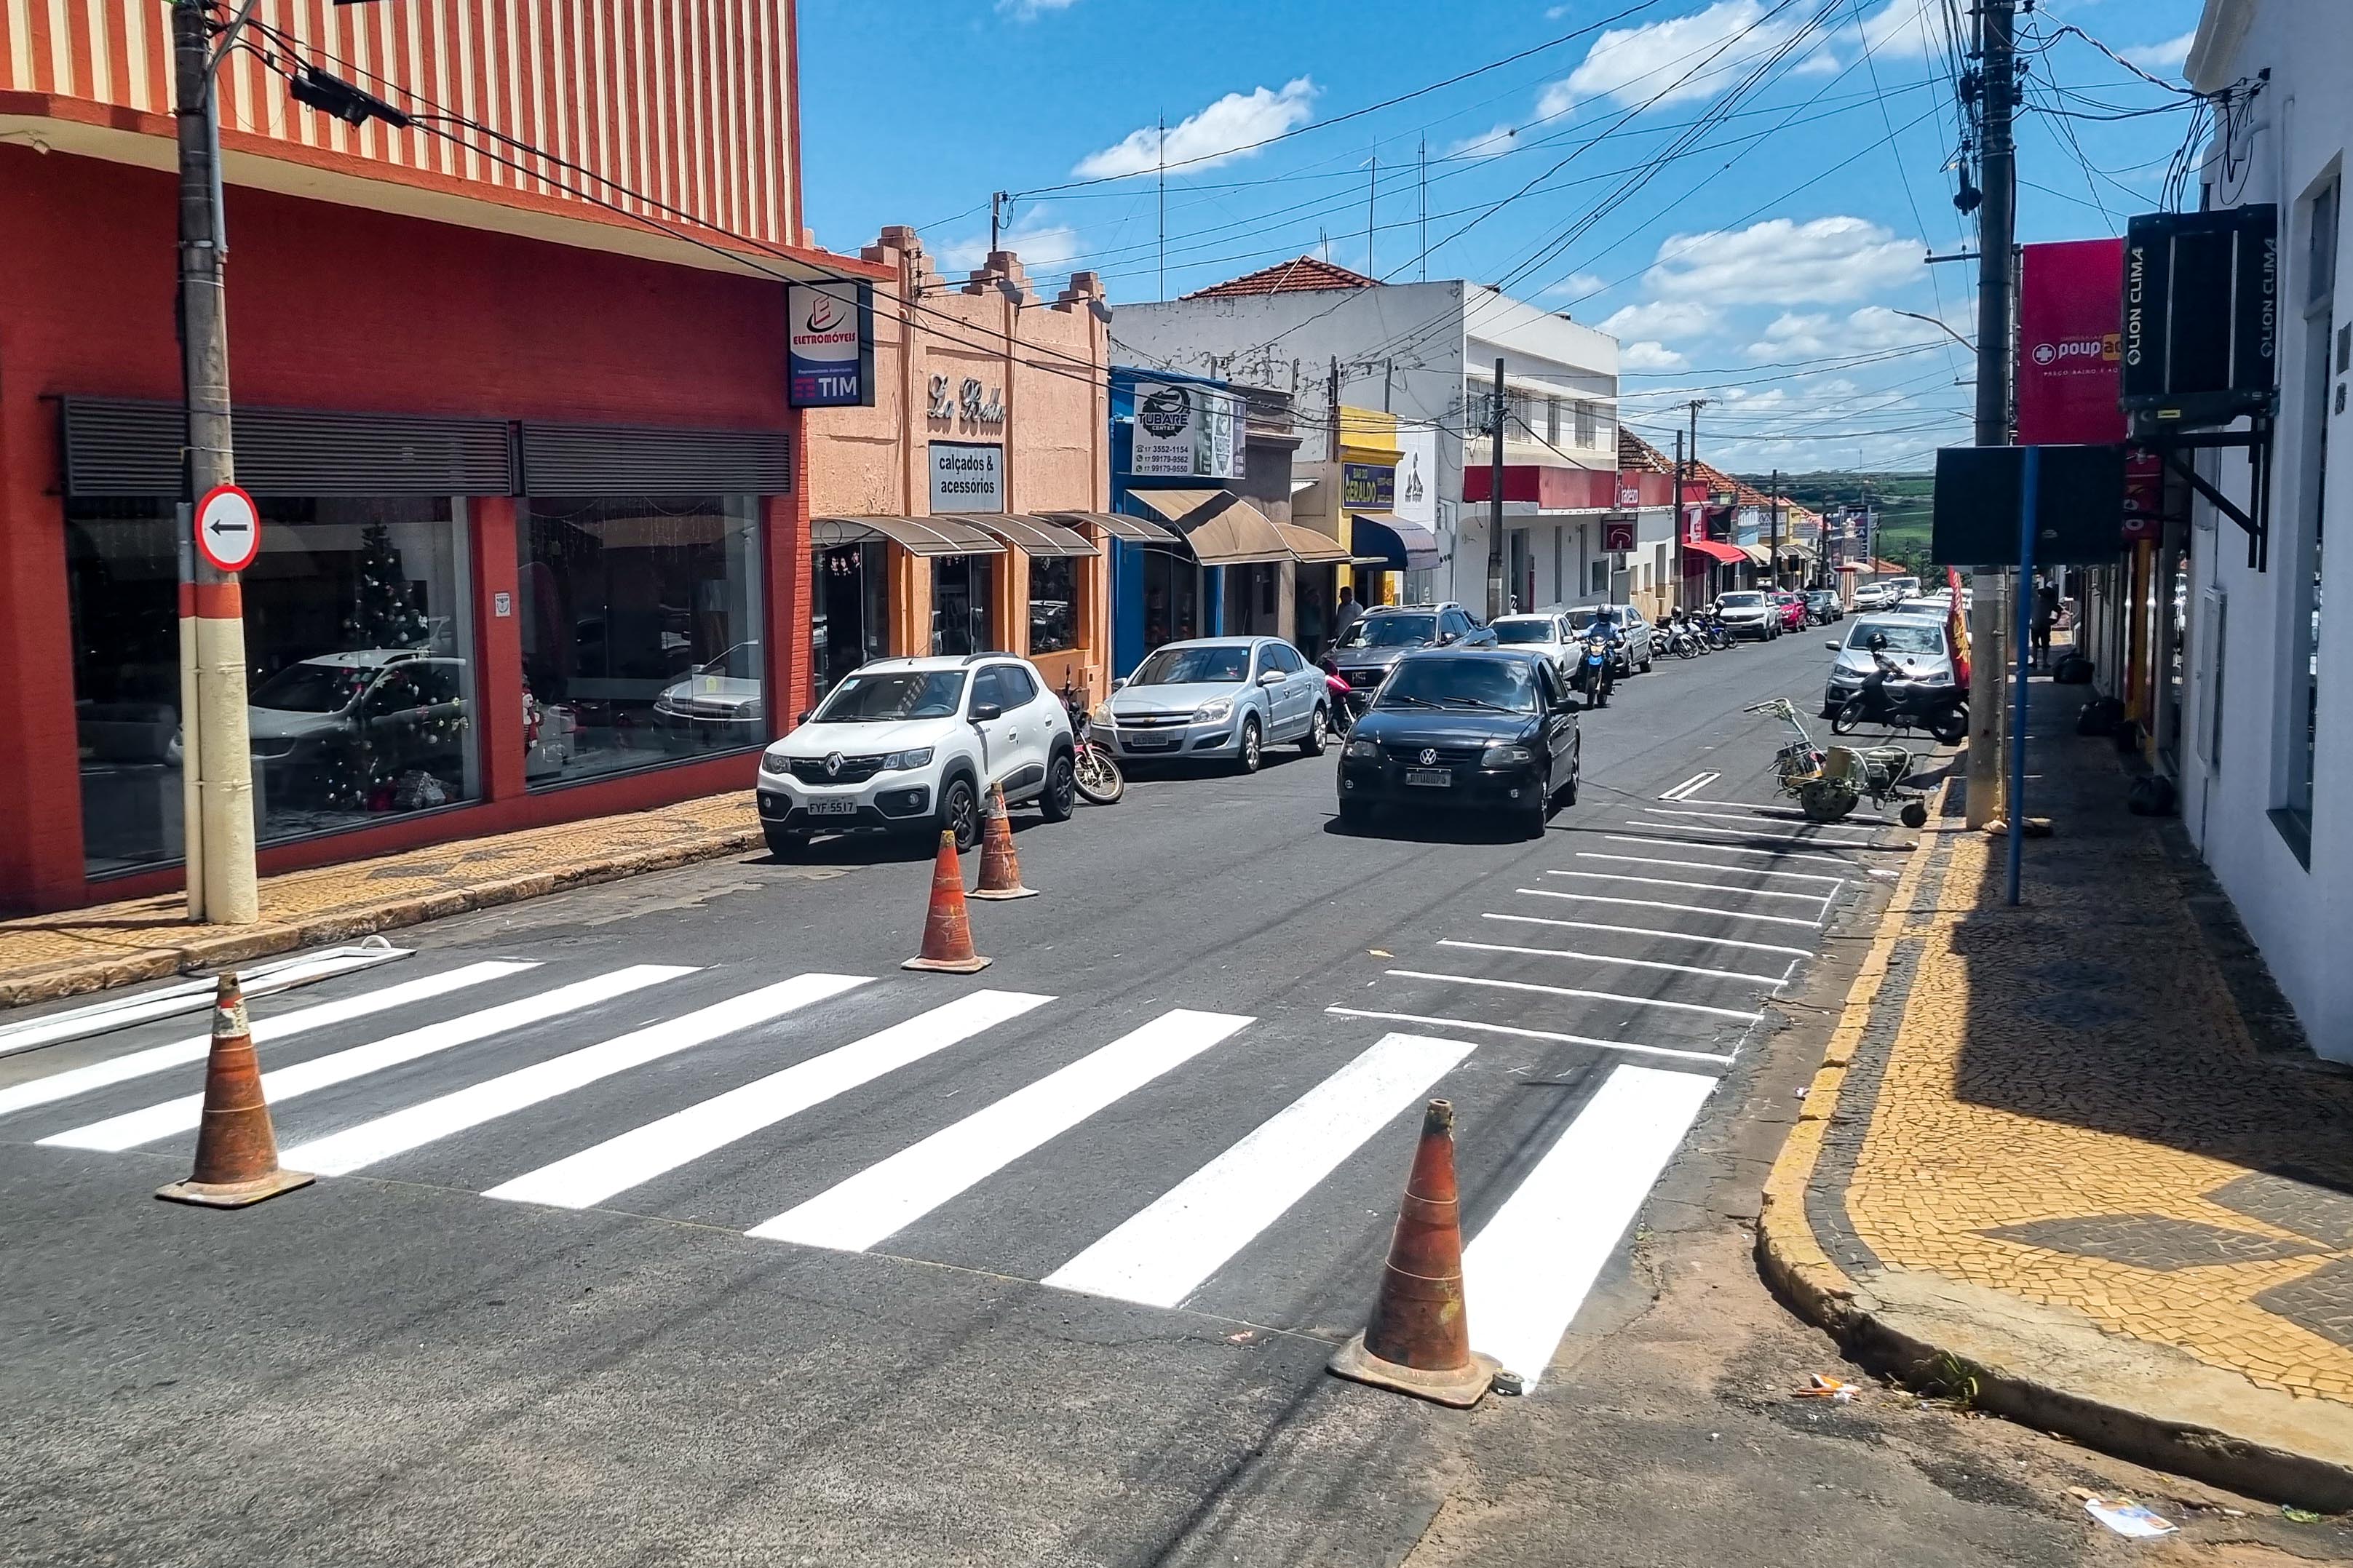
796, 0, 2210, 471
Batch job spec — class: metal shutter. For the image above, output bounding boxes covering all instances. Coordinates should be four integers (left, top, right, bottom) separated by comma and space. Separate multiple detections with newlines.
57, 398, 513, 497
517, 422, 793, 496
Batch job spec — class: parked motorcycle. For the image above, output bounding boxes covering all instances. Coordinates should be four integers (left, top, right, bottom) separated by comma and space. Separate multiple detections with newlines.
1060, 675, 1125, 804
1319, 656, 1356, 737
1570, 634, 1617, 709
1662, 619, 1702, 659
1830, 653, 1969, 745
1698, 610, 1734, 650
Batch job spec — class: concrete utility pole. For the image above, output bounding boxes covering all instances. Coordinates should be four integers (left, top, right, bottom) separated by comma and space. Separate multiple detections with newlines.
175, 0, 258, 924
1486, 359, 1507, 619
1673, 429, 1686, 610
1966, 0, 2019, 830
1770, 469, 1782, 590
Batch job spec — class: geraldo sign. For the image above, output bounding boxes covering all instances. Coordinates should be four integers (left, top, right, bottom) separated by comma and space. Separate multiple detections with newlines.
787, 281, 876, 408
2016, 239, 2126, 445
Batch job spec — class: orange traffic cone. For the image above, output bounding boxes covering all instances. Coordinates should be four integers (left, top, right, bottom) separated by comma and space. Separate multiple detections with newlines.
969, 782, 1037, 901
156, 973, 315, 1209
902, 829, 992, 974
1329, 1099, 1498, 1406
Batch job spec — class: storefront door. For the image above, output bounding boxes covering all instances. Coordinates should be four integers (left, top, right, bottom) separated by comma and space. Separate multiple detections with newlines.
932, 554, 996, 656
814, 542, 887, 699
1142, 549, 1199, 653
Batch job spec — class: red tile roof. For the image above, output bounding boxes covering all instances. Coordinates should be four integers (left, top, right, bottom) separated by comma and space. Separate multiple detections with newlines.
1184, 256, 1381, 298
1617, 429, 1674, 474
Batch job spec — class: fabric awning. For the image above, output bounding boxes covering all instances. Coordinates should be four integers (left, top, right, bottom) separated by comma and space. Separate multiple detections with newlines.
961, 514, 1100, 558
812, 514, 1004, 557
1127, 488, 1231, 526
1682, 538, 1747, 565
1739, 544, 1775, 566
1350, 513, 1440, 573
1168, 496, 1295, 567
1274, 522, 1351, 565
1042, 510, 1178, 545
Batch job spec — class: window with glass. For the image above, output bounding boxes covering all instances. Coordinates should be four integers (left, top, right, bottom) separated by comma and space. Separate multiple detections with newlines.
1028, 554, 1078, 655
67, 496, 477, 878
814, 541, 889, 699
932, 554, 996, 656
517, 496, 763, 787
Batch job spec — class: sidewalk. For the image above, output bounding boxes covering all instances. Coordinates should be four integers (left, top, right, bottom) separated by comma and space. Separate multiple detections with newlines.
0, 795, 763, 1009
1759, 676, 2353, 1511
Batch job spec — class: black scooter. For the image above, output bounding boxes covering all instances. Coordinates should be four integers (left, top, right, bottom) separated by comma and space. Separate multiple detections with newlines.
1830, 653, 1968, 744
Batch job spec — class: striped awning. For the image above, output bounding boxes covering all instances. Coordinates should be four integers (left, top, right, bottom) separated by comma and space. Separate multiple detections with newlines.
1274, 522, 1351, 565
1126, 488, 1232, 526
961, 514, 1100, 558
812, 514, 1004, 556
1042, 510, 1180, 544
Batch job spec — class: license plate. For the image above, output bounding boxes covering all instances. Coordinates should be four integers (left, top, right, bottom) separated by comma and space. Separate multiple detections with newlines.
1405, 768, 1453, 788
806, 798, 855, 816
1125, 737, 1178, 751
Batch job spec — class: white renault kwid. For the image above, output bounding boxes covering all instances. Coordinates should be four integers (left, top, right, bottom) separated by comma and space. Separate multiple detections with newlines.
755, 654, 1075, 856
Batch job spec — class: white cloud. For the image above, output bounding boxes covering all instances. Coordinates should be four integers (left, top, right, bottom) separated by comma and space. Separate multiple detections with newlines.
996, 0, 1077, 17
1563, 1, 1817, 109
1855, 0, 1943, 60
1645, 215, 1922, 306
1449, 124, 1520, 159
1621, 341, 1688, 370
940, 210, 1081, 273
1598, 298, 1719, 340
2119, 31, 2195, 72
1543, 272, 1611, 301
1073, 78, 1317, 180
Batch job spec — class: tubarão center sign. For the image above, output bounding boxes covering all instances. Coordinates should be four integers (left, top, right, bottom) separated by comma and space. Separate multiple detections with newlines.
1130, 381, 1239, 479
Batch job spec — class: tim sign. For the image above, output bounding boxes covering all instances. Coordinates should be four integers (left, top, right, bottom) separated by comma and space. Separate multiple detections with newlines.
2016, 239, 2124, 445
787, 281, 874, 408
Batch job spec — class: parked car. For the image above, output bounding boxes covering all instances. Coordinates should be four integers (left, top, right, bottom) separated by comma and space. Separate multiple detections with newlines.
1822, 613, 1962, 717
653, 641, 764, 749
1328, 603, 1489, 720
1804, 589, 1843, 624
1338, 647, 1580, 837
1713, 590, 1780, 640
1093, 636, 1331, 773
1893, 594, 1957, 618
755, 653, 1074, 856
240, 649, 471, 800
1771, 592, 1810, 632
1486, 611, 1579, 681
1560, 602, 1654, 674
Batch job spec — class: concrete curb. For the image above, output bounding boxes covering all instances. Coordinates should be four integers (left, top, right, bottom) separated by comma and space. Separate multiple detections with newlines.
0, 826, 766, 1011
1752, 784, 2353, 1513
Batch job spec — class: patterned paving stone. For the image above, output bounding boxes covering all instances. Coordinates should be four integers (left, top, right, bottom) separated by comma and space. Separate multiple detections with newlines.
2254, 1261, 2353, 1351
2209, 1170, 2353, 1250
1980, 1214, 2322, 1271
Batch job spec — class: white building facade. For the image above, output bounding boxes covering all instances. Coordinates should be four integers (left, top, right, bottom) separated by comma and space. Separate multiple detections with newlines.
2179, 0, 2352, 1059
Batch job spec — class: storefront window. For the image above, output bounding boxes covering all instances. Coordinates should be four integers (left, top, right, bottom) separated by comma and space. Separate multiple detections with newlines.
1028, 555, 1077, 655
517, 496, 763, 787
66, 497, 477, 877
932, 555, 996, 655
814, 541, 889, 699
1142, 550, 1199, 653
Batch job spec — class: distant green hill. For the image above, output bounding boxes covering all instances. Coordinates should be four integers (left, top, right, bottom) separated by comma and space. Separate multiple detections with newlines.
1737, 471, 1933, 575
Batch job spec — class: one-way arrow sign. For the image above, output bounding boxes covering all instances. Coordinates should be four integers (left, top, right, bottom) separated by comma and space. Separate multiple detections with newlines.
194, 484, 262, 573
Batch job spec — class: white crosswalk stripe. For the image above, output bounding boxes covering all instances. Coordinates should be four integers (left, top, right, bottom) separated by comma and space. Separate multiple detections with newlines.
1044, 1032, 1475, 1309
41, 965, 691, 1153
0, 961, 534, 1121
747, 1008, 1253, 1254
485, 989, 1054, 1211
283, 974, 870, 1177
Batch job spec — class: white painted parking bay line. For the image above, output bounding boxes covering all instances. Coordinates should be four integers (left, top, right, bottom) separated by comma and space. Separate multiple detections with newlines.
41, 966, 691, 1153
282, 974, 870, 1177
1643, 806, 1873, 828
1635, 811, 1880, 845
1324, 1008, 1734, 1066
1044, 1032, 1475, 1310
1658, 771, 1717, 801
1386, 970, 1763, 1024
0, 962, 536, 1121
1436, 940, 1788, 987
1541, 869, 1830, 904
748, 1008, 1253, 1254
1516, 889, 1822, 929
485, 989, 1052, 1210
1576, 852, 1842, 886
1464, 1064, 1718, 1388
1480, 912, 1813, 959
1606, 835, 1854, 867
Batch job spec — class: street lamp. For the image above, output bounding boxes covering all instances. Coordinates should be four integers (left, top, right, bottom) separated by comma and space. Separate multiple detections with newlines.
1890, 309, 1976, 354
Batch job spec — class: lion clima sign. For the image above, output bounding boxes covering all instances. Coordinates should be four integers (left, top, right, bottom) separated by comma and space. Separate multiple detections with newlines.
1130, 381, 1238, 479
787, 281, 875, 408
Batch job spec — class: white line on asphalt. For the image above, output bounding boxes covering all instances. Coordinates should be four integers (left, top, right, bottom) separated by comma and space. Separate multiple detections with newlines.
281, 974, 873, 1177
1436, 940, 1787, 987
1323, 1007, 1734, 1065
1041, 1032, 1477, 1310
1658, 771, 1718, 801
1541, 869, 1833, 904
1668, 798, 1889, 821
1384, 970, 1763, 1023
41, 966, 692, 1153
1515, 889, 1822, 928
1627, 819, 1891, 850
1480, 912, 1814, 958
1576, 852, 1844, 885
1638, 808, 1881, 843
0, 962, 537, 1121
1606, 835, 1856, 867
747, 1008, 1254, 1254
0, 944, 412, 1060
484, 990, 1053, 1210
1464, 1064, 1718, 1388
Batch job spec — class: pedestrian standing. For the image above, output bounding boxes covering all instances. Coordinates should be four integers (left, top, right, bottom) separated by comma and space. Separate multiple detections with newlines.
1333, 584, 1364, 643
1298, 584, 1328, 657
2031, 576, 2058, 669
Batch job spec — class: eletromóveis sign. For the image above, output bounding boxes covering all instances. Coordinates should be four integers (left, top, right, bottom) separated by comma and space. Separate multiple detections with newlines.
787, 281, 875, 408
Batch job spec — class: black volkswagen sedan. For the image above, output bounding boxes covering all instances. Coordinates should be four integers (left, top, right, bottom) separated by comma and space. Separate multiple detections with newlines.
1336, 647, 1580, 837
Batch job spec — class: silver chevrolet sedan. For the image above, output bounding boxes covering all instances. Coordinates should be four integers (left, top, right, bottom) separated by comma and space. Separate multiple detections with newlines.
1093, 636, 1333, 773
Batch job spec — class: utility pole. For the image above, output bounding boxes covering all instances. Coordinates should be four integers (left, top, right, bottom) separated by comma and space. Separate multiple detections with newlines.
1486, 358, 1507, 620
1417, 138, 1429, 281
1673, 429, 1686, 611
990, 190, 1007, 253
1366, 151, 1376, 276
1770, 469, 1782, 590
173, 0, 258, 925
1156, 112, 1166, 299
1966, 0, 2019, 830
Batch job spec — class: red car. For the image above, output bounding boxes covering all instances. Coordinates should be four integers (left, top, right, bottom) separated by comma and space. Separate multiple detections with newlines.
1772, 592, 1809, 632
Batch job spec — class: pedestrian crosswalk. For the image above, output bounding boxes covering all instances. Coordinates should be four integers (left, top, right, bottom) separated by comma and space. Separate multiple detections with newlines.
0, 948, 1724, 1389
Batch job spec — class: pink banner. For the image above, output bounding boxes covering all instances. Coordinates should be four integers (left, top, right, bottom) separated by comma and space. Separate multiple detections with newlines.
2017, 239, 2127, 446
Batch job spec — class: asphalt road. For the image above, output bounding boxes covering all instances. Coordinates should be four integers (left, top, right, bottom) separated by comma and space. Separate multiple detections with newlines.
6, 632, 2338, 1568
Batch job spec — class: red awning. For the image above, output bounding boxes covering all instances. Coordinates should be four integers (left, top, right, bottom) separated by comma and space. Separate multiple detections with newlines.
1682, 538, 1747, 565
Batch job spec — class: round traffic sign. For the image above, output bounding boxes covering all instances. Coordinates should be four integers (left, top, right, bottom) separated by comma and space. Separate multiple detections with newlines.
194, 484, 261, 573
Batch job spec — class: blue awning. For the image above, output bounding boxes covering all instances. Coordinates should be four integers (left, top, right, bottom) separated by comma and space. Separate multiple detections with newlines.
1351, 513, 1440, 573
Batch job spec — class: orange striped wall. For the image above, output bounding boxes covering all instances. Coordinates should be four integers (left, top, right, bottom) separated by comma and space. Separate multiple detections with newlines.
0, 0, 798, 247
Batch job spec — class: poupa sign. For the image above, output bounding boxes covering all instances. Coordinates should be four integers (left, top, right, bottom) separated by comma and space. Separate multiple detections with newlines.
787, 280, 875, 408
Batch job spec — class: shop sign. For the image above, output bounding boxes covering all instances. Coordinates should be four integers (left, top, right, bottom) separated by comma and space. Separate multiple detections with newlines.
1615, 474, 1642, 510
2017, 239, 2126, 445
787, 280, 875, 408
1603, 519, 1636, 553
1342, 462, 1395, 510
1130, 381, 1238, 478
929, 441, 1004, 513
927, 374, 1005, 429
1683, 506, 1707, 544
1392, 423, 1437, 528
